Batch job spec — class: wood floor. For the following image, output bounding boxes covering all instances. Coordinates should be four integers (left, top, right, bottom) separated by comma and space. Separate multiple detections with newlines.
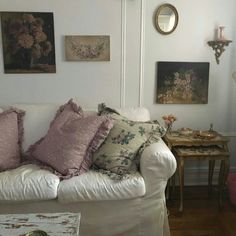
167, 186, 236, 236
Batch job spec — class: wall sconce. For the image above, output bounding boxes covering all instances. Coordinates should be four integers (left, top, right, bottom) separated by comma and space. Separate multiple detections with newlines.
208, 26, 232, 64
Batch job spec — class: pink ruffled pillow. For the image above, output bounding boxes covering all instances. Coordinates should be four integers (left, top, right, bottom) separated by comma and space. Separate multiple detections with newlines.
0, 108, 25, 172
27, 99, 113, 178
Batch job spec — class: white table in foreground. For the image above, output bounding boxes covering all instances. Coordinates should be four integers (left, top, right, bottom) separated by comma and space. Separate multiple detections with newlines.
0, 212, 80, 236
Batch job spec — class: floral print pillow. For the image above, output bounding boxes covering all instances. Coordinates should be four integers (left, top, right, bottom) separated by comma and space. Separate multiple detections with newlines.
92, 106, 166, 180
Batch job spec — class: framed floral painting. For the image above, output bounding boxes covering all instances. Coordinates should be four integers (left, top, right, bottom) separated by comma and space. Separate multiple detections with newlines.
65, 35, 110, 61
156, 61, 210, 104
0, 12, 56, 73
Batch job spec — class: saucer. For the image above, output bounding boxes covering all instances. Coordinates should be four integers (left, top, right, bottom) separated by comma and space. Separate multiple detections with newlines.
24, 230, 48, 236
195, 130, 217, 139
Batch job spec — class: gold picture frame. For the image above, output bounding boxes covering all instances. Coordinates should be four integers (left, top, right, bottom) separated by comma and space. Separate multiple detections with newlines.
65, 35, 110, 61
1, 12, 56, 73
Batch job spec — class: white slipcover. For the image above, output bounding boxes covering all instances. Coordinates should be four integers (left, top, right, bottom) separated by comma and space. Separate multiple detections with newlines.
58, 170, 145, 203
0, 102, 176, 236
0, 164, 60, 201
117, 107, 150, 121
11, 104, 59, 151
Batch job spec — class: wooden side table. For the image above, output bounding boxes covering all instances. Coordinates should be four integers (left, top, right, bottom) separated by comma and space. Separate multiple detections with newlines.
163, 130, 230, 212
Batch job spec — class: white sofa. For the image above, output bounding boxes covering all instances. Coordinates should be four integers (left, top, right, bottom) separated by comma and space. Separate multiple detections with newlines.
0, 103, 176, 236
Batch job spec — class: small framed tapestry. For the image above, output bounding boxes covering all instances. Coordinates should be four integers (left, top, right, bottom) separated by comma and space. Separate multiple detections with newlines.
156, 61, 210, 104
65, 35, 110, 61
0, 12, 56, 73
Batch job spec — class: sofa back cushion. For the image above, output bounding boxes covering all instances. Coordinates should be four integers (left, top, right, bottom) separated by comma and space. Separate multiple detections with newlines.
117, 107, 150, 122
10, 103, 150, 152
12, 103, 59, 152
0, 108, 25, 171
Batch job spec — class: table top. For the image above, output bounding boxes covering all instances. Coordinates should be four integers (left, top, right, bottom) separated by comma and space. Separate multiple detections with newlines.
163, 130, 229, 147
0, 212, 80, 236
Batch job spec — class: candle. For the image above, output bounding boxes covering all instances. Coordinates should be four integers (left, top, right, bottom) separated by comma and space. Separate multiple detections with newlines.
218, 26, 226, 41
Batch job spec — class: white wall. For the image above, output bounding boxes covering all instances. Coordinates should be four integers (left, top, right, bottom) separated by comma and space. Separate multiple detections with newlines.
143, 0, 236, 182
144, 0, 236, 131
0, 0, 236, 183
0, 0, 142, 108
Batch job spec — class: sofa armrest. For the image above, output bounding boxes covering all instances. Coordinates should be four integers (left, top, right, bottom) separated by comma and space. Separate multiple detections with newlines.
140, 138, 176, 197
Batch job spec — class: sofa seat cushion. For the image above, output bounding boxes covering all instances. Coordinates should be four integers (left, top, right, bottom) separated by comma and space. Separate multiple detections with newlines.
0, 164, 60, 202
58, 170, 146, 203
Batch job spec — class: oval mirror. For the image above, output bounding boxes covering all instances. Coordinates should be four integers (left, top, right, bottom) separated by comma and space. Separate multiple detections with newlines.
155, 4, 179, 35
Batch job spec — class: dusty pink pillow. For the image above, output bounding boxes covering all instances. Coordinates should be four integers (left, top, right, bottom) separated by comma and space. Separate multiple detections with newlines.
50, 98, 84, 127
0, 108, 25, 172
27, 100, 113, 178
77, 116, 114, 174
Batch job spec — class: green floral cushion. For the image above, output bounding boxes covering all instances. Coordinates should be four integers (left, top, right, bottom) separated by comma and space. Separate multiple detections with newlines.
92, 108, 166, 180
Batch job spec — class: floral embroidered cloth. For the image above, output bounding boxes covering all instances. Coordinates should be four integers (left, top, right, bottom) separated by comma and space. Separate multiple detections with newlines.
0, 212, 80, 236
92, 105, 166, 180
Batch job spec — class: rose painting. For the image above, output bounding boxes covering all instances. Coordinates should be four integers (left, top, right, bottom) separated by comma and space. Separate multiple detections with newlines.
156, 62, 210, 104
65, 35, 110, 61
1, 12, 56, 73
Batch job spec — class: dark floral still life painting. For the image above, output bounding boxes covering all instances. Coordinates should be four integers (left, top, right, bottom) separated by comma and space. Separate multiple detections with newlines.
156, 61, 210, 104
1, 12, 56, 73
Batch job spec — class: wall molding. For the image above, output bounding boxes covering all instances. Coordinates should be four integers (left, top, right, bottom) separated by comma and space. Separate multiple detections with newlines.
120, 0, 145, 108
120, 0, 127, 108
138, 0, 145, 107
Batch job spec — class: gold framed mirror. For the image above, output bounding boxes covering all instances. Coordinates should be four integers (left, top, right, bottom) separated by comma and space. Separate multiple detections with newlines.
155, 4, 179, 35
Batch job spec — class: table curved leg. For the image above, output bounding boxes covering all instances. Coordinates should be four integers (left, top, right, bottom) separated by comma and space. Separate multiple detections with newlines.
208, 160, 215, 195
178, 157, 184, 212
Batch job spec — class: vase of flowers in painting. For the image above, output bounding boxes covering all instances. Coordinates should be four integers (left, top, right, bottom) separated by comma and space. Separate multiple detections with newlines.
1, 12, 54, 72
14, 48, 34, 70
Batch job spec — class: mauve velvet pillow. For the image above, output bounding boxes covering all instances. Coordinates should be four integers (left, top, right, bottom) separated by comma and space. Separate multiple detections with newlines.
0, 108, 25, 172
27, 99, 114, 178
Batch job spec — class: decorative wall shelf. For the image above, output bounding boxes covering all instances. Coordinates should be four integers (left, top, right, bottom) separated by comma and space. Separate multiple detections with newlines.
208, 40, 232, 64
